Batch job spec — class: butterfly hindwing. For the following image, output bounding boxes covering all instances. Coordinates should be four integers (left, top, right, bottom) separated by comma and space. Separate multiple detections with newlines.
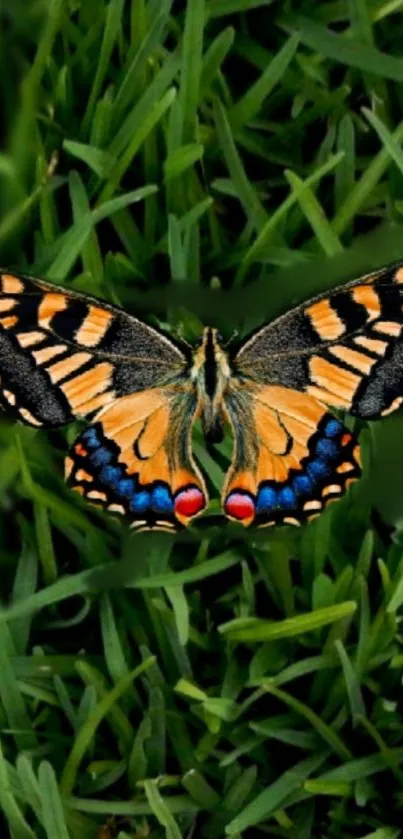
0, 271, 188, 427
234, 262, 403, 420
66, 387, 208, 531
222, 383, 361, 527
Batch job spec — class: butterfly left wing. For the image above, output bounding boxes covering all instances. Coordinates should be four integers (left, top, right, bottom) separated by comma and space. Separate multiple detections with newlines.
0, 270, 188, 427
222, 383, 360, 527
66, 386, 208, 532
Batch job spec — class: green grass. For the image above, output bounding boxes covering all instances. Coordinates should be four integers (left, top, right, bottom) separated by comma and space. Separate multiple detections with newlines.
2, 1, 403, 836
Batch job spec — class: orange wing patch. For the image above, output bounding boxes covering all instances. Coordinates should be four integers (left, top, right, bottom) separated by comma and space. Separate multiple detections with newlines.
306, 298, 345, 340
0, 298, 16, 312
308, 356, 360, 406
60, 362, 114, 413
328, 345, 375, 375
75, 306, 112, 347
374, 321, 402, 337
353, 335, 388, 355
16, 330, 47, 348
0, 274, 24, 294
0, 316, 18, 329
351, 285, 381, 320
38, 293, 67, 329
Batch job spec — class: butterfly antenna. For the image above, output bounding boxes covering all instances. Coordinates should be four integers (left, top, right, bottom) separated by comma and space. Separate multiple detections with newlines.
224, 329, 240, 348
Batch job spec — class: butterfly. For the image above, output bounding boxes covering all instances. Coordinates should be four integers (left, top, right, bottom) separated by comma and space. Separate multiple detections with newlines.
0, 263, 402, 532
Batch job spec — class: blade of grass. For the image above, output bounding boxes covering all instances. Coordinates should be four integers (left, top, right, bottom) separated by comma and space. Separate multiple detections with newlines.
0, 550, 242, 624
63, 140, 115, 179
229, 33, 299, 129
207, 0, 275, 19
261, 682, 352, 760
60, 657, 156, 795
332, 119, 403, 234
0, 623, 38, 751
362, 107, 403, 176
98, 88, 176, 202
220, 602, 357, 642
334, 639, 366, 724
335, 114, 356, 213
164, 143, 204, 182
285, 169, 343, 255
38, 762, 71, 839
225, 752, 328, 835
180, 0, 205, 143
108, 51, 181, 160
200, 26, 235, 96
282, 14, 403, 81
238, 151, 345, 280
214, 98, 267, 231
16, 755, 43, 821
99, 593, 130, 686
47, 184, 157, 279
166, 585, 189, 646
144, 779, 182, 839
82, 0, 125, 134
68, 170, 104, 284
113, 5, 172, 122
10, 540, 38, 656
66, 794, 199, 816
0, 741, 36, 839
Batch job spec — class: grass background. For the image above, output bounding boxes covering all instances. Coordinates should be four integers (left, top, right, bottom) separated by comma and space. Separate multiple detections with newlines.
2, 0, 403, 836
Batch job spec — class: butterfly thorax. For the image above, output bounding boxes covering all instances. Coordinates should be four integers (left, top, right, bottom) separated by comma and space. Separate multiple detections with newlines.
190, 327, 231, 442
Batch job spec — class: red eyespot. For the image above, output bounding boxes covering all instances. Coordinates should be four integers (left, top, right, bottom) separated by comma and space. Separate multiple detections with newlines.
75, 443, 88, 457
225, 492, 255, 521
341, 433, 352, 446
174, 487, 205, 517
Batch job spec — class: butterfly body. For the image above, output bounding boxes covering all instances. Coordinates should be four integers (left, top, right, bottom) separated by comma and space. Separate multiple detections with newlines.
190, 326, 231, 443
1, 264, 403, 531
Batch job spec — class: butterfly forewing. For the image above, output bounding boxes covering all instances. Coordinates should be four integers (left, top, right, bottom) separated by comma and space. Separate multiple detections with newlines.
0, 271, 188, 427
234, 262, 403, 420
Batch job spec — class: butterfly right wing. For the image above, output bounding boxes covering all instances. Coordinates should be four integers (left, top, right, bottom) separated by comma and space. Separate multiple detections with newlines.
0, 271, 188, 427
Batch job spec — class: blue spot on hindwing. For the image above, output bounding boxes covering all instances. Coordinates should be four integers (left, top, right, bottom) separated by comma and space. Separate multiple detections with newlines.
324, 418, 343, 438
130, 490, 150, 513
256, 485, 277, 512
277, 487, 297, 509
99, 465, 121, 488
315, 438, 339, 460
307, 458, 332, 479
82, 427, 100, 449
151, 485, 174, 513
89, 446, 113, 467
293, 473, 314, 495
117, 478, 135, 498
